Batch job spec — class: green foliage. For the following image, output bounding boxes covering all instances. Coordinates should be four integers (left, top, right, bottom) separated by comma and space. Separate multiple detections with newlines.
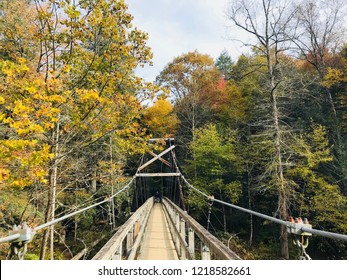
184, 124, 242, 216
215, 50, 234, 80
288, 123, 347, 235
187, 124, 238, 177
24, 253, 40, 260
0, 188, 43, 227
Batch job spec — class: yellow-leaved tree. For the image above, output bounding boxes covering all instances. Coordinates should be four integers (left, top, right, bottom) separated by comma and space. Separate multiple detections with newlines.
0, 0, 159, 259
143, 99, 179, 137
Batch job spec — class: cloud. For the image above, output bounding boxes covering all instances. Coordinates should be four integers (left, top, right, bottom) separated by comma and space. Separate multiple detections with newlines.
126, 0, 244, 81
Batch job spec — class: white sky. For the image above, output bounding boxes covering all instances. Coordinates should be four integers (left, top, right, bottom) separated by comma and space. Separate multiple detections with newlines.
126, 0, 248, 82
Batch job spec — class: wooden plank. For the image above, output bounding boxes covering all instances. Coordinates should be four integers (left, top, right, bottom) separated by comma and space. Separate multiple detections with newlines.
136, 204, 178, 260
136, 173, 181, 177
138, 145, 175, 171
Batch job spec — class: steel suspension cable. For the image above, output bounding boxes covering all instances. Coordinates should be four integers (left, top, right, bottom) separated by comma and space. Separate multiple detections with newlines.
1, 154, 148, 245
0, 178, 135, 245
180, 175, 347, 242
34, 178, 135, 231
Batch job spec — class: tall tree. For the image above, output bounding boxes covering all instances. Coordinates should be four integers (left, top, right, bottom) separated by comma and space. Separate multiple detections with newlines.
227, 0, 298, 259
216, 50, 234, 80
156, 51, 222, 152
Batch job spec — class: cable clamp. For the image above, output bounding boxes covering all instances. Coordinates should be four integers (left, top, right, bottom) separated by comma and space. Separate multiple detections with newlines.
9, 222, 35, 243
7, 222, 35, 260
286, 217, 312, 236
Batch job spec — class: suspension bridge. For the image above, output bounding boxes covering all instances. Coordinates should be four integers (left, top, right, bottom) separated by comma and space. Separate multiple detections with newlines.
1, 138, 347, 260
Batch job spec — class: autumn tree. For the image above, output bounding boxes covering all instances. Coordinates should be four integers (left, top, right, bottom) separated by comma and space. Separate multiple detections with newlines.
143, 98, 179, 138
0, 0, 156, 259
287, 123, 347, 258
156, 51, 222, 152
0, 0, 38, 61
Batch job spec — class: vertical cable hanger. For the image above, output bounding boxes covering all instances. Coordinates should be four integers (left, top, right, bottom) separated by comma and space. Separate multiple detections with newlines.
206, 195, 214, 232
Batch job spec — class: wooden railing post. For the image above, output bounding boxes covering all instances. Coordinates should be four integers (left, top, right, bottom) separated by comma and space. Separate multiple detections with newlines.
175, 211, 180, 255
188, 227, 195, 259
201, 244, 210, 260
162, 197, 241, 260
126, 226, 134, 254
112, 243, 122, 260
180, 218, 186, 260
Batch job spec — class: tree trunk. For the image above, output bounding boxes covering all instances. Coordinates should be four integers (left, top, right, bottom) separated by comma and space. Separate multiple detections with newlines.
39, 163, 58, 260
40, 121, 60, 260
91, 176, 97, 193
247, 174, 253, 247
39, 204, 51, 259
219, 189, 227, 233
268, 48, 289, 259
271, 84, 289, 259
49, 162, 58, 260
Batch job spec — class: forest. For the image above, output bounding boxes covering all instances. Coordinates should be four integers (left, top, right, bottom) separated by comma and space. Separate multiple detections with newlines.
0, 0, 346, 260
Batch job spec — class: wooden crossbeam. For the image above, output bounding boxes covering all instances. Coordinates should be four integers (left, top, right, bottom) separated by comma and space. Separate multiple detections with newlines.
138, 145, 175, 171
148, 138, 174, 143
147, 151, 172, 168
135, 173, 181, 177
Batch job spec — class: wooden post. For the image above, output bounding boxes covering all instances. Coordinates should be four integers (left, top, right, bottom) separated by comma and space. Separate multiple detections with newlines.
169, 204, 174, 221
167, 205, 174, 235
134, 221, 140, 240
113, 243, 122, 260
175, 211, 180, 255
126, 227, 134, 254
188, 227, 195, 259
180, 218, 186, 260
201, 244, 210, 260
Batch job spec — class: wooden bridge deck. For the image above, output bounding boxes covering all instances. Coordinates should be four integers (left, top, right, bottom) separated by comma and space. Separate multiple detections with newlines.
136, 203, 179, 260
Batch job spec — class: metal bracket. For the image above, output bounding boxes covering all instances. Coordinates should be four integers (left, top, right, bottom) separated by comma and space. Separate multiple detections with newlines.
7, 223, 35, 260
287, 221, 312, 236
9, 225, 35, 243
287, 218, 312, 260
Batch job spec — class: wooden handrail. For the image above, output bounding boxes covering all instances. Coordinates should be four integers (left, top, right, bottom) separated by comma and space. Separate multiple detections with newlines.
162, 197, 241, 260
92, 198, 154, 260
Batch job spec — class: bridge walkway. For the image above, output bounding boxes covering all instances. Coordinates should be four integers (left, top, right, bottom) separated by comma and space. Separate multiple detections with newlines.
136, 203, 178, 260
